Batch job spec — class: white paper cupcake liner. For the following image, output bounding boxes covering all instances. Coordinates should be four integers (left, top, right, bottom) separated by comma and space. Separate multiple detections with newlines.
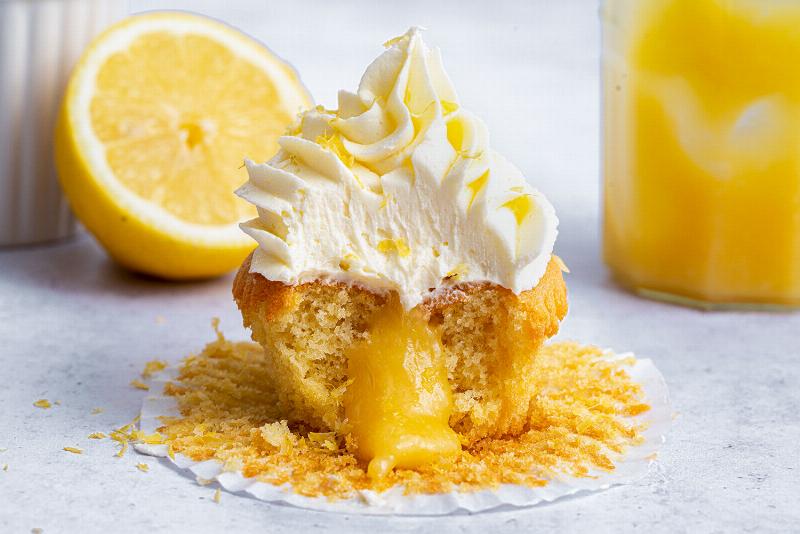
134, 350, 671, 515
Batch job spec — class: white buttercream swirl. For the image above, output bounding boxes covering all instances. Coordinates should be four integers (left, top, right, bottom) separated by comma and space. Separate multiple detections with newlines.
237, 27, 558, 309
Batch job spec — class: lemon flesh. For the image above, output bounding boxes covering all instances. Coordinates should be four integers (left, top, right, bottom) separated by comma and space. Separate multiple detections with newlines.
55, 12, 312, 278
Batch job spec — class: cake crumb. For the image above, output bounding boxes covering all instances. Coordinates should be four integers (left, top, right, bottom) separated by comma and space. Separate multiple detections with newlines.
31, 529, 43, 534
3, 464, 7, 471
33, 399, 52, 409
142, 359, 167, 379
130, 379, 150, 391
91, 408, 104, 415
63, 447, 83, 454
150, 329, 650, 500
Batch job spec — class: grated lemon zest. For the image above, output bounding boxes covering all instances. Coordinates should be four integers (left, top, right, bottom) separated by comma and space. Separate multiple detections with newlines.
63, 447, 83, 454
136, 463, 149, 473
88, 432, 106, 439
377, 238, 410, 258
501, 194, 535, 226
33, 399, 51, 409
382, 34, 404, 48
316, 133, 355, 170
441, 101, 459, 115
213, 488, 221, 503
445, 263, 469, 280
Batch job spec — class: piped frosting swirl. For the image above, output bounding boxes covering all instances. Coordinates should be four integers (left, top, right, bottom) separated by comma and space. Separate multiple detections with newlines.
237, 27, 558, 309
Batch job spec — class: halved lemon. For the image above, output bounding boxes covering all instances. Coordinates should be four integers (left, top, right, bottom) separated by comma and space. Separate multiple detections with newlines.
55, 12, 312, 279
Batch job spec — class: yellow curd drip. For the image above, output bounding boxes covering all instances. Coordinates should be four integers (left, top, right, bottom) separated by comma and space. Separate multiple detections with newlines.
343, 301, 461, 479
604, 0, 800, 306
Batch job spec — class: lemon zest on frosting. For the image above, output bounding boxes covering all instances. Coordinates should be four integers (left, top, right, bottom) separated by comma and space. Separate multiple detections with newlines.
382, 34, 405, 48
316, 133, 355, 169
377, 238, 410, 257
445, 263, 469, 280
466, 170, 490, 211
502, 194, 535, 226
441, 101, 459, 115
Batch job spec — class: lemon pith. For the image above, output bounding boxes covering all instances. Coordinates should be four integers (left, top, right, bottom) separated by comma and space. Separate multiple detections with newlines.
55, 12, 312, 279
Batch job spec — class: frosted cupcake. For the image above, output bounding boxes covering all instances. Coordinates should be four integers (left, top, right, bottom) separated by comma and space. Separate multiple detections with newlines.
233, 28, 566, 478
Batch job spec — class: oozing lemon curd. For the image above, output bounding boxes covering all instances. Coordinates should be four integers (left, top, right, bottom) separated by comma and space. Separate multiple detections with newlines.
343, 301, 461, 479
604, 0, 800, 306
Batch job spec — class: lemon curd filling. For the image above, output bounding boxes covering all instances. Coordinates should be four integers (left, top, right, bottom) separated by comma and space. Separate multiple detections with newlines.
343, 301, 461, 479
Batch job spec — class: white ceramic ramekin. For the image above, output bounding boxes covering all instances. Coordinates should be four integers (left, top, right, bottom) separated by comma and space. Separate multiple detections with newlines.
0, 0, 128, 246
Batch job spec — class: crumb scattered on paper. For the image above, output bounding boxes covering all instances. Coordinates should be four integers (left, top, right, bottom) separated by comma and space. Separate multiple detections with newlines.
130, 380, 150, 391
148, 328, 650, 500
141, 359, 167, 379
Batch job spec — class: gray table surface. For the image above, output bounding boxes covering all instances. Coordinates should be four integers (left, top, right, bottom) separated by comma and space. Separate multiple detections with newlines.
2, 1, 798, 532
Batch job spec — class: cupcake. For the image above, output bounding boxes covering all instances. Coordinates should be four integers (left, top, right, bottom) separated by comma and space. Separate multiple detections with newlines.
233, 27, 566, 479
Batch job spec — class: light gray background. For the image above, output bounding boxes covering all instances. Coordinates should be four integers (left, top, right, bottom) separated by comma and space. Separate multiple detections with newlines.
1, 1, 798, 532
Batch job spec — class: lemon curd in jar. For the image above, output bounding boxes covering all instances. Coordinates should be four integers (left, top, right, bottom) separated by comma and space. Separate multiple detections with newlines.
603, 0, 800, 307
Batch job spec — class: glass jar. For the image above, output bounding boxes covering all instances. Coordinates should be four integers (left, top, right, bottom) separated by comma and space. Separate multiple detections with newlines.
602, 0, 800, 309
